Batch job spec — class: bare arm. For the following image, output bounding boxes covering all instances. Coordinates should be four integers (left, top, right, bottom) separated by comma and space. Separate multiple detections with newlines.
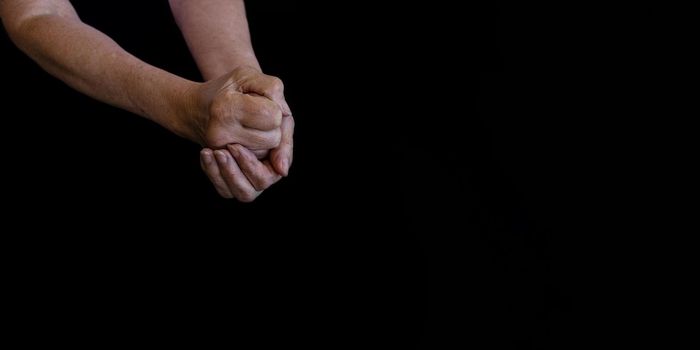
171, 0, 296, 199
1, 0, 287, 201
169, 0, 260, 80
1, 0, 283, 153
0, 0, 200, 141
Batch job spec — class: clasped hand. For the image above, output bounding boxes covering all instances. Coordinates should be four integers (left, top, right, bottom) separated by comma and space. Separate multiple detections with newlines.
186, 66, 294, 201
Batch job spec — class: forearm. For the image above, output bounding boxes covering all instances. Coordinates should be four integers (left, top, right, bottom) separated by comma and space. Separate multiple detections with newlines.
1, 3, 201, 141
169, 0, 260, 80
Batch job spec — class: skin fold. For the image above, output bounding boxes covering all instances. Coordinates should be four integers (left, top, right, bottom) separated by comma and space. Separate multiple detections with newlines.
0, 0, 294, 201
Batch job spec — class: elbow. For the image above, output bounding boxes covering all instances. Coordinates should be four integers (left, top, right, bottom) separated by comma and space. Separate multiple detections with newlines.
2, 14, 47, 46
1, 3, 79, 38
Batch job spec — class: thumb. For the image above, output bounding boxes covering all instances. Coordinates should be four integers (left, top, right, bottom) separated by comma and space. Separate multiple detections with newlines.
241, 74, 291, 117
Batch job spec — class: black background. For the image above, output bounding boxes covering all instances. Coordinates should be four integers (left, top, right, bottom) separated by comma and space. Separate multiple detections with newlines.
1, 1, 658, 348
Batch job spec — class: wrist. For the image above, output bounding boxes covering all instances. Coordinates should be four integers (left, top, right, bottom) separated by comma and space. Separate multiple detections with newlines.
166, 79, 208, 145
201, 53, 261, 81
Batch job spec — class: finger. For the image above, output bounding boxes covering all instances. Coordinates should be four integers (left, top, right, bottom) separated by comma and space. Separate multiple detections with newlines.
237, 126, 282, 150
200, 149, 233, 198
270, 115, 295, 177
213, 150, 260, 203
241, 74, 291, 116
238, 94, 283, 131
228, 144, 282, 191
271, 98, 291, 118
280, 99, 292, 117
252, 149, 269, 159
205, 123, 280, 153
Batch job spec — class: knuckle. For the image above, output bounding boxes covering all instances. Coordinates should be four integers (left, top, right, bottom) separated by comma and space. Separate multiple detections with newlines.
237, 191, 257, 203
204, 129, 228, 148
265, 76, 284, 96
270, 77, 284, 93
269, 129, 282, 147
246, 97, 283, 128
256, 177, 274, 191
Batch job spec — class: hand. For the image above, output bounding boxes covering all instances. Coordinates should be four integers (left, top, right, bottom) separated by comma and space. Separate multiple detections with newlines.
179, 66, 290, 153
200, 115, 294, 201
193, 66, 295, 200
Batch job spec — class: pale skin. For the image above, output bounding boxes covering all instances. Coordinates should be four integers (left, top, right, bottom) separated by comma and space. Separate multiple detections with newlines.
0, 0, 294, 201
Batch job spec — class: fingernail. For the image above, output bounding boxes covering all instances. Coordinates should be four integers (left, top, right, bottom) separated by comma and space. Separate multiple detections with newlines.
228, 145, 240, 158
202, 151, 213, 164
215, 151, 227, 164
281, 158, 290, 175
